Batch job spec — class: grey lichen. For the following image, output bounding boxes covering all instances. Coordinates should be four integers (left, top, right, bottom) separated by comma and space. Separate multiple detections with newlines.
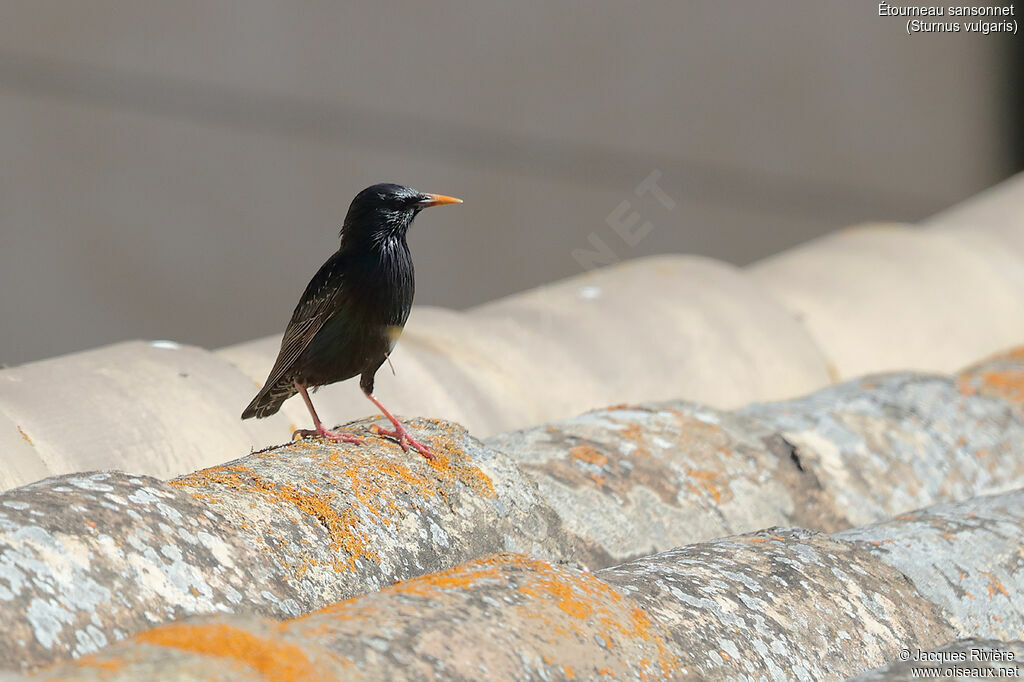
0, 472, 300, 670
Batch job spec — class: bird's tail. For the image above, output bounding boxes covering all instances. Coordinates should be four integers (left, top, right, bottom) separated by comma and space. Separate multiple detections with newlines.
241, 380, 295, 420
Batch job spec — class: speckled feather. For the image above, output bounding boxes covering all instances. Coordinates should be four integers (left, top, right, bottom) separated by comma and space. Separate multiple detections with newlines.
242, 184, 422, 420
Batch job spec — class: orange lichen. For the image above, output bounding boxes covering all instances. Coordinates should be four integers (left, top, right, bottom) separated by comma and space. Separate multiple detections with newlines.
172, 465, 375, 571
17, 426, 33, 446
980, 571, 1009, 598
387, 559, 506, 599
510, 556, 676, 674
958, 369, 1024, 403
985, 346, 1024, 363
685, 469, 721, 504
630, 609, 651, 637
535, 581, 593, 619
526, 420, 686, 506
170, 431, 495, 576
294, 553, 678, 677
563, 664, 576, 678
512, 558, 620, 623
135, 622, 333, 681
172, 462, 376, 569
571, 445, 609, 467
71, 655, 126, 671
619, 422, 646, 443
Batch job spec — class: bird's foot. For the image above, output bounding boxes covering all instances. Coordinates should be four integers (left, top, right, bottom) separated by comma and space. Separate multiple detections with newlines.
293, 424, 364, 445
371, 422, 435, 461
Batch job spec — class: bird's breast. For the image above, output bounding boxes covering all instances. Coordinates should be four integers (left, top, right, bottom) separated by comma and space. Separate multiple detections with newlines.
347, 241, 414, 329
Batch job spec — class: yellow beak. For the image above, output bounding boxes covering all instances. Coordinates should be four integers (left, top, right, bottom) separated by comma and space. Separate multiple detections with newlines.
418, 193, 463, 208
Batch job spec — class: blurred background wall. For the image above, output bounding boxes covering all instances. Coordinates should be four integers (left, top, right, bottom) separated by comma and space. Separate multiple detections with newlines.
0, 1, 1020, 366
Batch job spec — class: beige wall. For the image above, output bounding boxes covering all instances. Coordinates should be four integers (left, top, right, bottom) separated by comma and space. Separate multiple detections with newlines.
0, 2, 1015, 365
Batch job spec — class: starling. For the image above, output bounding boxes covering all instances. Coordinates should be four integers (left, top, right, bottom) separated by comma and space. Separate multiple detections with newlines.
241, 183, 462, 460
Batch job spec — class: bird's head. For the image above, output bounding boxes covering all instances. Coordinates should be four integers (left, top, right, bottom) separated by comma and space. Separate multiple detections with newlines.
340, 183, 462, 249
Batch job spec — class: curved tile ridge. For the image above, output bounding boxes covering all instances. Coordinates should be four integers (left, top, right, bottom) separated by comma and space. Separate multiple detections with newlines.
4, 347, 1024, 670
747, 224, 1024, 380
490, 345, 1024, 547
0, 472, 301, 671
0, 254, 835, 491
0, 409, 48, 492
164, 419, 585, 613
34, 488, 1024, 681
0, 340, 290, 487
9, 170, 1024, 491
927, 170, 1024, 254
219, 255, 834, 441
835, 491, 1024, 642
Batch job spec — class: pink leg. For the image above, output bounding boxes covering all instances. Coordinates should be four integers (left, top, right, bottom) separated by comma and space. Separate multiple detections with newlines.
365, 393, 434, 461
292, 383, 364, 445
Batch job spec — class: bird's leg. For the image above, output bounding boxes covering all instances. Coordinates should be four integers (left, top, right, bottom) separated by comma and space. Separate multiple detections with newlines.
364, 393, 434, 461
292, 382, 364, 444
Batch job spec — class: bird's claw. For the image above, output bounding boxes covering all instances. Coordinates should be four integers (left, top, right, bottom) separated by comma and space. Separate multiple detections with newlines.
293, 426, 364, 445
371, 423, 435, 461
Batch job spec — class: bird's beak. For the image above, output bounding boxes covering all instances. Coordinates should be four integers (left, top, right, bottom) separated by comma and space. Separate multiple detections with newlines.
417, 193, 463, 208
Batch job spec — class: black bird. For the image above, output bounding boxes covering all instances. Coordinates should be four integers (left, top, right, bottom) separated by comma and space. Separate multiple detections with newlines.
242, 183, 462, 460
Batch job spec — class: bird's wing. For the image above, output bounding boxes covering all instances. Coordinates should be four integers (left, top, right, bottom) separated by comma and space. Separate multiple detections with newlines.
260, 251, 348, 392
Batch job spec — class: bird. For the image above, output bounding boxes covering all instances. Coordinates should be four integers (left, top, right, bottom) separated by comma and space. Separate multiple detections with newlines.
241, 183, 462, 460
